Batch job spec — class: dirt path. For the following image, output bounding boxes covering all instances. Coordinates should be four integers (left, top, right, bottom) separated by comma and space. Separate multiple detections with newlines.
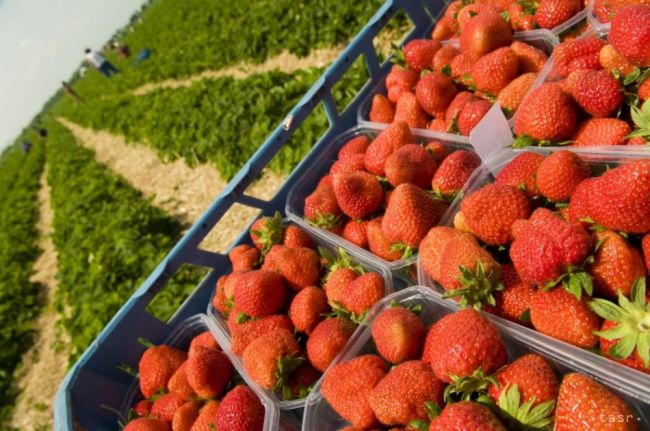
132, 46, 344, 95
10, 167, 69, 431
58, 118, 285, 253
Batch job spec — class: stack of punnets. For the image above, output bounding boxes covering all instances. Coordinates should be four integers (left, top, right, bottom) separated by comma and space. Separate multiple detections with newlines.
55, 0, 650, 430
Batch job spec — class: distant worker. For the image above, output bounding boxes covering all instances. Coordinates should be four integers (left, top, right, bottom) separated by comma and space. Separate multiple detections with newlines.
84, 48, 119, 78
62, 81, 82, 104
21, 141, 32, 154
111, 41, 131, 59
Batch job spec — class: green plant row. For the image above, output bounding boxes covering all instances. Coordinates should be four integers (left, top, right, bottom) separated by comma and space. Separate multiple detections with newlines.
44, 121, 202, 364
0, 141, 45, 424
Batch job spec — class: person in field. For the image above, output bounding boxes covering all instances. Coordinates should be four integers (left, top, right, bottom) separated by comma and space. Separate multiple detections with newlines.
84, 48, 119, 78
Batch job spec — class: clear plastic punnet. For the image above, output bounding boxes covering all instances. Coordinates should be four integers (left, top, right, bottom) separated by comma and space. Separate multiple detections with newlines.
302, 286, 650, 430
120, 314, 280, 431
285, 125, 474, 284
206, 218, 393, 410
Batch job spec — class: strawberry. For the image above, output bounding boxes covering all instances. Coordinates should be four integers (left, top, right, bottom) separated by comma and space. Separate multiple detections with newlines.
249, 212, 283, 254
242, 328, 302, 391
124, 418, 170, 431
471, 47, 520, 96
422, 309, 507, 383
330, 154, 365, 178
214, 386, 265, 431
429, 402, 507, 430
589, 231, 646, 299
286, 363, 321, 399
186, 346, 234, 399
415, 72, 458, 116
189, 331, 219, 356
535, 150, 590, 201
231, 314, 293, 356
384, 144, 437, 189
567, 53, 603, 74
339, 136, 371, 160
593, 0, 648, 23
262, 245, 319, 291
431, 150, 481, 198
394, 91, 430, 129
510, 41, 548, 73
367, 217, 403, 261
233, 269, 286, 317
555, 373, 639, 431
457, 3, 504, 32
212, 276, 231, 316
445, 91, 475, 127
432, 18, 455, 40
432, 45, 460, 74
324, 268, 358, 305
369, 94, 395, 123
321, 355, 389, 428
493, 263, 536, 324
574, 118, 632, 146
189, 400, 219, 431
403, 39, 442, 72
590, 278, 650, 373
442, 1, 463, 34
458, 98, 492, 136
382, 184, 442, 248
282, 225, 312, 248
371, 306, 425, 364
535, 0, 581, 28
609, 4, 650, 67
425, 141, 449, 163
460, 183, 531, 245
151, 393, 185, 422
514, 83, 577, 142
289, 286, 328, 334
364, 122, 412, 176
551, 38, 606, 78
304, 180, 342, 228
332, 171, 383, 219
427, 117, 447, 133
171, 400, 201, 431
168, 362, 196, 400
450, 53, 475, 86
643, 234, 650, 270
386, 66, 419, 103
341, 272, 385, 317
508, 2, 536, 31
419, 227, 473, 282
570, 69, 623, 118
460, 10, 513, 61
368, 360, 445, 426
530, 288, 601, 347
229, 245, 260, 272
639, 78, 650, 101
487, 354, 558, 430
343, 219, 369, 249
306, 317, 357, 372
497, 72, 538, 115
133, 399, 152, 417
494, 151, 544, 195
139, 345, 187, 399
599, 44, 637, 77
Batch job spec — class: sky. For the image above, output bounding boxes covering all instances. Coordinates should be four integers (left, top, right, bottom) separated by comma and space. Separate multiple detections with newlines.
0, 0, 144, 149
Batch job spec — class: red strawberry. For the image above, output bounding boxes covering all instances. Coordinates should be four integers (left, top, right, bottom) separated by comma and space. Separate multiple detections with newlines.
428, 117, 447, 133
493, 264, 536, 324
458, 98, 492, 136
364, 122, 412, 176
286, 363, 321, 399
415, 72, 458, 116
231, 314, 293, 356
168, 362, 196, 400
133, 399, 153, 417
471, 47, 520, 96
341, 272, 385, 317
514, 83, 577, 142
330, 154, 365, 176
368, 361, 445, 426
442, 1, 463, 34
394, 91, 430, 129
609, 4, 650, 67
382, 184, 442, 248
445, 91, 475, 127
460, 10, 513, 61
367, 217, 403, 261
124, 418, 170, 431
151, 393, 185, 422
510, 41, 548, 73
573, 118, 632, 146
262, 245, 319, 291
214, 386, 265, 431
552, 38, 606, 78
212, 276, 231, 316
369, 94, 395, 123
321, 355, 389, 429
432, 45, 460, 74
509, 2, 536, 31
242, 328, 302, 390
432, 17, 456, 40
307, 317, 357, 372
189, 331, 219, 356
431, 150, 480, 197
189, 400, 219, 431
289, 286, 328, 334
494, 151, 544, 195
332, 171, 383, 219
497, 72, 538, 114
249, 212, 283, 253
555, 373, 639, 431
589, 231, 646, 299
600, 43, 637, 77
450, 53, 475, 87
171, 401, 201, 431
385, 144, 437, 189
186, 346, 234, 399
403, 39, 442, 72
386, 66, 419, 103
535, 150, 591, 201
304, 180, 342, 227
422, 309, 508, 383
229, 245, 260, 272
643, 234, 650, 270
460, 183, 530, 245
570, 69, 623, 118
282, 225, 312, 248
535, 0, 581, 29
233, 269, 286, 317
567, 53, 603, 74
139, 345, 187, 399
339, 136, 371, 160
419, 227, 473, 282
425, 141, 449, 163
429, 402, 507, 430
324, 268, 358, 305
457, 3, 504, 31
343, 220, 369, 249
371, 306, 425, 364
530, 288, 601, 347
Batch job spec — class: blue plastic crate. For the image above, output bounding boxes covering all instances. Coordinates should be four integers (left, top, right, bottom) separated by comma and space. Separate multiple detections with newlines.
53, 0, 452, 429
